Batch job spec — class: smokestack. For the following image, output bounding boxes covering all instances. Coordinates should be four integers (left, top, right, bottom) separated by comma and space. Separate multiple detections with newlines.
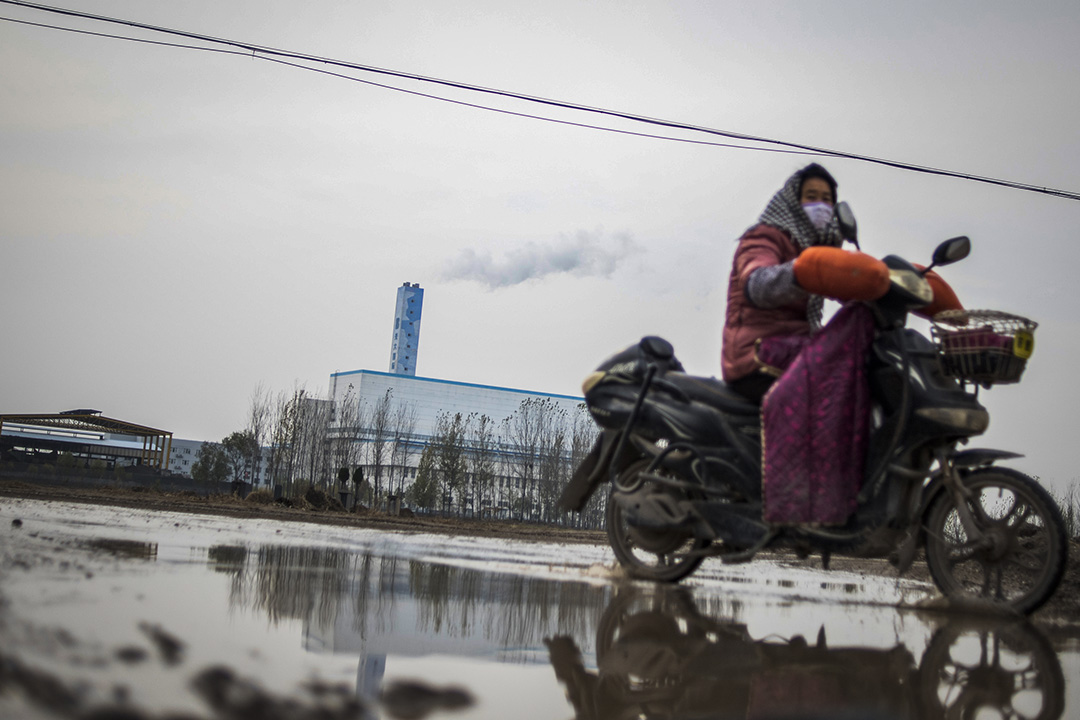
389, 282, 423, 376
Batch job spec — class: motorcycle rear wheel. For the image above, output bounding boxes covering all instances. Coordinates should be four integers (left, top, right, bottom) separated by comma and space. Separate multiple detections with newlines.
924, 467, 1068, 614
606, 462, 710, 583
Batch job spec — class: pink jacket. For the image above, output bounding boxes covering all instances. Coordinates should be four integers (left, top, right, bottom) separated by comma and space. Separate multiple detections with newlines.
721, 224, 811, 381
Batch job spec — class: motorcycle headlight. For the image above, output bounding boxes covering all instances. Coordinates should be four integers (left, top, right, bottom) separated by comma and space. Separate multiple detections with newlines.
889, 269, 933, 305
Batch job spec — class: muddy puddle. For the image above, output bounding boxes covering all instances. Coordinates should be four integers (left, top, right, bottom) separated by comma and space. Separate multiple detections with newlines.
1, 497, 1076, 719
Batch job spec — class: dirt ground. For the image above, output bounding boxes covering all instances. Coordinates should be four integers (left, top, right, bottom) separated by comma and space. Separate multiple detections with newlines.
2, 478, 1078, 627
0, 479, 608, 543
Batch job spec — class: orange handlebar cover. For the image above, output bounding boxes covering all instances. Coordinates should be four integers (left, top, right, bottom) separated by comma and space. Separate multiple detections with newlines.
913, 265, 964, 318
793, 247, 891, 301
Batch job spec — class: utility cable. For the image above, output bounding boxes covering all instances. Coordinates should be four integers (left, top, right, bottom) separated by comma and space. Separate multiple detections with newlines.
0, 14, 826, 157
2, 0, 1078, 201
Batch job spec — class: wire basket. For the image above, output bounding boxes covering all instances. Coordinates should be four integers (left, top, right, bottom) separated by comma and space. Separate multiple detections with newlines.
930, 310, 1037, 386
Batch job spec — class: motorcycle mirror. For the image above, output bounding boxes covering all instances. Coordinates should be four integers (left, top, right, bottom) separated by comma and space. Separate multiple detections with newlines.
925, 236, 971, 273
834, 202, 858, 248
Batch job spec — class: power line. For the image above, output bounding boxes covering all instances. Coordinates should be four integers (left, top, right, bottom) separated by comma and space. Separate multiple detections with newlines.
0, 14, 826, 157
2, 0, 1078, 202
259, 54, 827, 157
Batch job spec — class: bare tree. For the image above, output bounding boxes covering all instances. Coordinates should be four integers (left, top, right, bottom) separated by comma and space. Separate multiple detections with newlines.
496, 449, 513, 519
430, 411, 468, 514
468, 413, 498, 518
265, 384, 332, 495
536, 417, 568, 523
368, 388, 393, 505
246, 383, 272, 488
503, 397, 566, 522
389, 399, 419, 499
329, 384, 368, 491
266, 386, 301, 497
568, 404, 603, 528
297, 396, 332, 491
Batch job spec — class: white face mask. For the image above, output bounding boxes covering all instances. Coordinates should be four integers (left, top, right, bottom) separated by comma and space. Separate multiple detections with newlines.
802, 202, 833, 232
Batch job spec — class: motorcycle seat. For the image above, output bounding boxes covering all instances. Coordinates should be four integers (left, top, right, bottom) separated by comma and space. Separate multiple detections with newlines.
663, 372, 761, 416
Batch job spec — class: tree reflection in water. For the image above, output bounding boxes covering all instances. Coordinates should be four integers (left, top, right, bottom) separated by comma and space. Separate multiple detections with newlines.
208, 544, 612, 660
208, 545, 352, 628
255, 546, 353, 628
547, 585, 1066, 720
85, 538, 159, 560
207, 544, 246, 572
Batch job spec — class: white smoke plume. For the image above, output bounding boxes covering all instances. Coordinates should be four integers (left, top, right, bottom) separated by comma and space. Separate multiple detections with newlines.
440, 230, 641, 289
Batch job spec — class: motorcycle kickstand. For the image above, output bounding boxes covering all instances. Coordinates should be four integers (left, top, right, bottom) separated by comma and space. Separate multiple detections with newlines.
720, 529, 779, 565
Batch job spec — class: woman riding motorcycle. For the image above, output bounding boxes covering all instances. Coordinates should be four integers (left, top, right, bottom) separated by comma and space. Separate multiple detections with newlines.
722, 164, 960, 403
722, 164, 965, 524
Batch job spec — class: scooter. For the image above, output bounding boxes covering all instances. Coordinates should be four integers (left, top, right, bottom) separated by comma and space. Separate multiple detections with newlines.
558, 202, 1068, 614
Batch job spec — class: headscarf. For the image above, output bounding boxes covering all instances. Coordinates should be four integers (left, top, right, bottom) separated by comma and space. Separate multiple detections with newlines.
756, 166, 843, 330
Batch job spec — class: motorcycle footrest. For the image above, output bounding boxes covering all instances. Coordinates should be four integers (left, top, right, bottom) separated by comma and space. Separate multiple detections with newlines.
720, 529, 779, 564
692, 500, 770, 550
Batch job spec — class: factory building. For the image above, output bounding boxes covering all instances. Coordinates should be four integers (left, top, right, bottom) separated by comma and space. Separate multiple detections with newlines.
318, 281, 592, 518
323, 367, 589, 518
0, 411, 172, 471
329, 369, 586, 445
331, 280, 585, 450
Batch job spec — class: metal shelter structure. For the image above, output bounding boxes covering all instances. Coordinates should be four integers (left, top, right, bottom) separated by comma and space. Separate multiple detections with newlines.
0, 411, 173, 471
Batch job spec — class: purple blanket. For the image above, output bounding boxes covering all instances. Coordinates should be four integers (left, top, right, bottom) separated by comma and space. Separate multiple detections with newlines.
759, 304, 874, 525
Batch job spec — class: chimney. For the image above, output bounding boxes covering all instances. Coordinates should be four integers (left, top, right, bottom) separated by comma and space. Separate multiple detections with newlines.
389, 282, 424, 376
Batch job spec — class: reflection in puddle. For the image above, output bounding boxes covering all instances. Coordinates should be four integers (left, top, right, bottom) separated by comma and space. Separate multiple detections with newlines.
208, 542, 1068, 720
549, 585, 1065, 720
0, 501, 1073, 720
206, 544, 246, 571
921, 621, 1064, 720
212, 544, 612, 663
86, 537, 158, 560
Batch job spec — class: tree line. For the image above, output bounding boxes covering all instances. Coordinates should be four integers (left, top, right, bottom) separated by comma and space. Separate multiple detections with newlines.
190, 384, 606, 528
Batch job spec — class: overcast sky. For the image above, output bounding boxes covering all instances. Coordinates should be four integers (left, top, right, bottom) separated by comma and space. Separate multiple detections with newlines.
3, 1, 1079, 496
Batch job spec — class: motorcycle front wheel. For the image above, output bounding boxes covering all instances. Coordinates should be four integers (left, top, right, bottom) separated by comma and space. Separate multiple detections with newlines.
606, 461, 710, 583
924, 467, 1068, 614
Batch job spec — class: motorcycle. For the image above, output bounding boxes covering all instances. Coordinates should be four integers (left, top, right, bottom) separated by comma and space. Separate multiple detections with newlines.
558, 202, 1068, 614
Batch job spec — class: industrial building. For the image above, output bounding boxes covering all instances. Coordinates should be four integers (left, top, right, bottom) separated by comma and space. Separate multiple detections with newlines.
0, 411, 172, 471
329, 369, 586, 444
314, 281, 592, 517
321, 365, 589, 518
0, 413, 268, 487
328, 281, 586, 472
